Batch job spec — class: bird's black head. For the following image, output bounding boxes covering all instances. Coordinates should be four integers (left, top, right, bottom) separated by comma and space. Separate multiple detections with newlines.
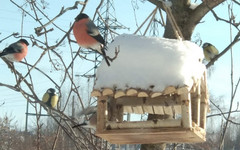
75, 13, 89, 21
19, 39, 29, 46
47, 88, 56, 95
202, 42, 212, 48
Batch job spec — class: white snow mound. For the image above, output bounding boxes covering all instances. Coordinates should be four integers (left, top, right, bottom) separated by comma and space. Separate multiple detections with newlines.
94, 34, 206, 92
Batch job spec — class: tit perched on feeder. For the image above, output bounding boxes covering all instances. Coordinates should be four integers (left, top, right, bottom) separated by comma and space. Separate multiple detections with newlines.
73, 13, 110, 66
42, 88, 58, 108
72, 106, 97, 130
202, 42, 219, 62
0, 39, 29, 62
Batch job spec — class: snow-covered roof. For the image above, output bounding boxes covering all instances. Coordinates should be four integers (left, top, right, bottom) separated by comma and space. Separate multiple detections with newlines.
94, 34, 206, 92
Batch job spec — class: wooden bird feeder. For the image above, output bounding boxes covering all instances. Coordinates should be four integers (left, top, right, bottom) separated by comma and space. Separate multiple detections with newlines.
91, 71, 209, 144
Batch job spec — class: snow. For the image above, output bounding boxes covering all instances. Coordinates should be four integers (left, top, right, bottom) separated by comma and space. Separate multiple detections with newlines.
189, 3, 199, 10
94, 34, 206, 92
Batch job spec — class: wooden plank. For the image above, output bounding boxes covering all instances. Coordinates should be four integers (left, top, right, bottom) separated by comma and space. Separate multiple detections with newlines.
163, 86, 176, 95
96, 127, 206, 144
116, 97, 143, 106
126, 89, 138, 96
96, 96, 108, 133
138, 91, 149, 97
106, 119, 181, 129
91, 90, 101, 97
142, 105, 154, 114
115, 90, 125, 99
102, 88, 114, 96
116, 96, 180, 106
153, 106, 164, 114
181, 92, 192, 128
132, 106, 144, 114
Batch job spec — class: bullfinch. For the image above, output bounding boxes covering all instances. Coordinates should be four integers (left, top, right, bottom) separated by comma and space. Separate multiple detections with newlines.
73, 13, 110, 66
72, 106, 97, 130
42, 88, 59, 108
202, 42, 219, 62
0, 39, 29, 62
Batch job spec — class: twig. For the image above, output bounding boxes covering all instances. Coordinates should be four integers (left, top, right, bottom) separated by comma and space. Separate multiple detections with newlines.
107, 46, 120, 62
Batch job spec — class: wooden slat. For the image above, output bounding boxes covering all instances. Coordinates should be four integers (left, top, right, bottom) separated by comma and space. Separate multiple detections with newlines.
132, 106, 144, 114
91, 90, 101, 97
163, 106, 173, 116
123, 106, 133, 113
106, 119, 181, 129
116, 96, 180, 106
126, 89, 138, 96
143, 106, 154, 114
115, 90, 125, 98
102, 88, 114, 96
153, 106, 164, 114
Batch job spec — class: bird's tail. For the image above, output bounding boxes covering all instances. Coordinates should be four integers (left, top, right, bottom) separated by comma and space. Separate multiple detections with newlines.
101, 48, 110, 66
0, 51, 7, 57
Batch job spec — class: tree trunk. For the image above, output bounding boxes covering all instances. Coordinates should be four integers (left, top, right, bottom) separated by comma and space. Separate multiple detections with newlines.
141, 0, 225, 149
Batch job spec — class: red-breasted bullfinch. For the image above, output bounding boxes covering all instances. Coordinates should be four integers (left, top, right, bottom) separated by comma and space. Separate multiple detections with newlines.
73, 13, 110, 66
0, 39, 29, 62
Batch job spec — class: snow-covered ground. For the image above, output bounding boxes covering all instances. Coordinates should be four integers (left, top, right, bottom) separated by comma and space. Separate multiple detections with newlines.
94, 34, 205, 92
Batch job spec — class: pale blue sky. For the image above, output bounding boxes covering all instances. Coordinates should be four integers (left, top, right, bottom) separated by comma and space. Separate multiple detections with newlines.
0, 0, 240, 130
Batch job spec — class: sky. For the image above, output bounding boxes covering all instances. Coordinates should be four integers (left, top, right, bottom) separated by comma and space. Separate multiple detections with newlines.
0, 0, 240, 131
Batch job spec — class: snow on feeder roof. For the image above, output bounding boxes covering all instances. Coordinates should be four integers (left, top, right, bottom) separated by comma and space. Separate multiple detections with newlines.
94, 34, 206, 92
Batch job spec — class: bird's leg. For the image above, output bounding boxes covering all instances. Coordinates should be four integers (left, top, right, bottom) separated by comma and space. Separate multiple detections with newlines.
107, 45, 120, 62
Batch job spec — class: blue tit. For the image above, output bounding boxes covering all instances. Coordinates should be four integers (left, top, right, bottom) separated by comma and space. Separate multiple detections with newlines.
42, 88, 58, 108
202, 42, 219, 62
72, 106, 97, 130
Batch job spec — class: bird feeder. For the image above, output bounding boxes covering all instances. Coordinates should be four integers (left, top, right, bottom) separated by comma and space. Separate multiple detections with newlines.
91, 34, 209, 144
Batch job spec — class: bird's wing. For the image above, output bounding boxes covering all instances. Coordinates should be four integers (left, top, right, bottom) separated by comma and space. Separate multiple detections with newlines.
211, 46, 219, 55
86, 20, 105, 45
50, 95, 58, 108
9, 42, 24, 53
42, 93, 49, 103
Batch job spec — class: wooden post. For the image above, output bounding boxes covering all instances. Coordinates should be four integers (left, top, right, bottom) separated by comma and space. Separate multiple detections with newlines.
96, 96, 108, 133
192, 83, 201, 126
180, 88, 192, 128
200, 72, 208, 129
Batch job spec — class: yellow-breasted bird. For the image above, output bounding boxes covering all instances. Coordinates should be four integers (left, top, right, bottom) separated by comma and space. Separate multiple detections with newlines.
42, 88, 58, 108
202, 42, 219, 62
